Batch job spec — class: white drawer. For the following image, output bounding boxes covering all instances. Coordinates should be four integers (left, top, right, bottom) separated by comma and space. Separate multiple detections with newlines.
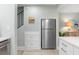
61, 40, 73, 50
59, 47, 73, 55
59, 49, 67, 55
59, 39, 73, 55
73, 47, 79, 55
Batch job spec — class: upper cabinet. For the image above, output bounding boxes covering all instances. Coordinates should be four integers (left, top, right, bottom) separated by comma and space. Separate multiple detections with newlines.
59, 37, 79, 55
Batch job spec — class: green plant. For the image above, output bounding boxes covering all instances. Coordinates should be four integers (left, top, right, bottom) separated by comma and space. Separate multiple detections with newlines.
59, 32, 65, 36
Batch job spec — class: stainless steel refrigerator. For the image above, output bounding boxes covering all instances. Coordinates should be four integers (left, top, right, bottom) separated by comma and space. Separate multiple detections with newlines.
41, 19, 56, 49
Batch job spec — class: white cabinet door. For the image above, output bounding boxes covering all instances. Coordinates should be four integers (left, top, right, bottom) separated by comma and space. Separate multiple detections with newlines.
73, 47, 79, 55
59, 47, 67, 55
59, 38, 73, 55
59, 39, 67, 55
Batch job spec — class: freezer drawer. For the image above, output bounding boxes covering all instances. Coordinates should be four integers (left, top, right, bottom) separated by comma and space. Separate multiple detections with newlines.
42, 29, 56, 48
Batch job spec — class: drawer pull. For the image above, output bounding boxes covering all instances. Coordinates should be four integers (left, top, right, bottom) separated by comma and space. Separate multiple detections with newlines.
0, 42, 9, 47
61, 48, 67, 52
62, 43, 67, 47
0, 45, 7, 49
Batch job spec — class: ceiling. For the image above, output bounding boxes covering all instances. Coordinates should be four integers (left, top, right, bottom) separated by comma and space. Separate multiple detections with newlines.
18, 4, 59, 7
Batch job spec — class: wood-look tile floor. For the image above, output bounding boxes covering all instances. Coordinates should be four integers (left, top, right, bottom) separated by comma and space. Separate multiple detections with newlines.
17, 49, 58, 55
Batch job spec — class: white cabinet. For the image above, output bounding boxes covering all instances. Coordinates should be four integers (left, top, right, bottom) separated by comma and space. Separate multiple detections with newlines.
73, 47, 79, 55
59, 38, 73, 55
59, 38, 79, 55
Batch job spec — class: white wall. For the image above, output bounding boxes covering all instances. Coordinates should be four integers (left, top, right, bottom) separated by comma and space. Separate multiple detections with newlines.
24, 5, 58, 32
58, 4, 79, 13
57, 4, 79, 50
58, 4, 79, 31
24, 5, 58, 49
17, 25, 25, 49
0, 4, 17, 54
17, 6, 25, 49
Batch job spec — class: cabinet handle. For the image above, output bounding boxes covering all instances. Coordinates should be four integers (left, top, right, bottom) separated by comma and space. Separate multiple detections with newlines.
62, 43, 67, 47
61, 48, 67, 52
0, 45, 7, 49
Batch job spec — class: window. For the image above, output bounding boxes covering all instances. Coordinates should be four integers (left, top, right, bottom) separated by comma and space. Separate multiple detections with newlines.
17, 7, 24, 28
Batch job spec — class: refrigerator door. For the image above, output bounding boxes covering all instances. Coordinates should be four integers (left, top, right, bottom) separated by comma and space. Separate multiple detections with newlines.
42, 19, 56, 29
42, 29, 56, 48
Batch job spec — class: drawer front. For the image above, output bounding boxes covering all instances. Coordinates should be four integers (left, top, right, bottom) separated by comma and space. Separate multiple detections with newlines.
59, 47, 73, 55
59, 39, 73, 55
73, 47, 79, 55
59, 47, 67, 55
59, 51, 67, 55
0, 40, 9, 46
61, 40, 73, 51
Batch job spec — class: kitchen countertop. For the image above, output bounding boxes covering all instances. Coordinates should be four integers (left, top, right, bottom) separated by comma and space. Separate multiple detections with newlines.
0, 37, 10, 42
59, 37, 79, 48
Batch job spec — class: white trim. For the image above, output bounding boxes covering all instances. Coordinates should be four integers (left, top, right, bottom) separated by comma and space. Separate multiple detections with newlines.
56, 8, 59, 51
17, 46, 41, 50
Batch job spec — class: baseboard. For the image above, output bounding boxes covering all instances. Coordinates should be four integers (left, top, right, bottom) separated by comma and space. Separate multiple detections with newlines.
17, 46, 41, 50
17, 46, 59, 50
17, 46, 25, 50
56, 46, 59, 51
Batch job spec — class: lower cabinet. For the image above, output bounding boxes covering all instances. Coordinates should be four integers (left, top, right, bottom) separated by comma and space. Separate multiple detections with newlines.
0, 39, 10, 55
59, 48, 67, 55
73, 47, 79, 55
59, 39, 73, 55
59, 38, 79, 55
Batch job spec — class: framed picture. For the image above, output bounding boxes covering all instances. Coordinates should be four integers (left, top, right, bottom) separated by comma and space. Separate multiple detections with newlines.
28, 16, 35, 24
